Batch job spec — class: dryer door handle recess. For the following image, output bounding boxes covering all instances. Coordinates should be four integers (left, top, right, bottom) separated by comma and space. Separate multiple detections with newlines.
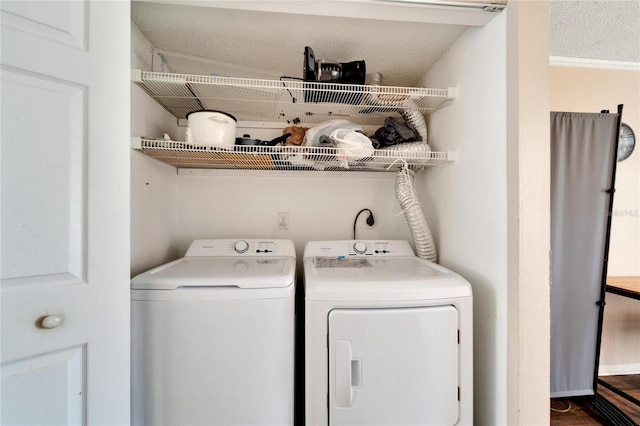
335, 340, 361, 408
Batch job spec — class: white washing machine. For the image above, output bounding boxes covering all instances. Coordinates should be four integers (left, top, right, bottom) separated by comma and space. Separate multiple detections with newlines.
131, 239, 296, 426
304, 240, 473, 426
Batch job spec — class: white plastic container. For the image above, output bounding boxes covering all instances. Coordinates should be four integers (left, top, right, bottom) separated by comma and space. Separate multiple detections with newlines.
185, 110, 236, 147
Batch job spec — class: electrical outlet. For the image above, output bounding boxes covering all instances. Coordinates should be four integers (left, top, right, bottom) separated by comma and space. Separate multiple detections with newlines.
278, 212, 289, 230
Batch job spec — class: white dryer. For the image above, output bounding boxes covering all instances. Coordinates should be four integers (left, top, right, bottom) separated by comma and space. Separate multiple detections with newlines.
131, 239, 296, 426
304, 240, 473, 426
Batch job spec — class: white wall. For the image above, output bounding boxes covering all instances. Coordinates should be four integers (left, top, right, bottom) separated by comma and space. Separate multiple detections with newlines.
174, 169, 413, 264
131, 22, 181, 276
505, 3, 550, 424
418, 13, 510, 425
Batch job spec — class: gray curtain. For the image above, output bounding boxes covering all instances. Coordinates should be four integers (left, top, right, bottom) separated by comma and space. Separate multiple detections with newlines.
550, 111, 620, 398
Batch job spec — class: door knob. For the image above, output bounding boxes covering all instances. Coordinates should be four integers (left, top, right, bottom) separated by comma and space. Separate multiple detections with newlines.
39, 315, 63, 329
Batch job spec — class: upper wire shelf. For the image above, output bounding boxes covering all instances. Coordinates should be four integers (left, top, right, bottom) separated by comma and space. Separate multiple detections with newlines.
131, 70, 456, 125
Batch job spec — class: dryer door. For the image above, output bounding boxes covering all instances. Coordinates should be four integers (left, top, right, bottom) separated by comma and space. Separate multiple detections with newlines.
328, 306, 459, 426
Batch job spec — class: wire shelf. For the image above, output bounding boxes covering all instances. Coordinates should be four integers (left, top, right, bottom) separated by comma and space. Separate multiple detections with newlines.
132, 138, 451, 172
132, 70, 455, 124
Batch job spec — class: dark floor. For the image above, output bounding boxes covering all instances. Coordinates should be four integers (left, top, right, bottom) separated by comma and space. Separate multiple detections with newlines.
551, 375, 640, 425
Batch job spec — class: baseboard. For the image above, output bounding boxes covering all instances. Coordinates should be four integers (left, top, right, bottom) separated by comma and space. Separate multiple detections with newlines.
551, 389, 595, 398
599, 363, 640, 376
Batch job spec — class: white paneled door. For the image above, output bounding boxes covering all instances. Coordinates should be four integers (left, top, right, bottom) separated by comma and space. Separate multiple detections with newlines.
1, 1, 130, 424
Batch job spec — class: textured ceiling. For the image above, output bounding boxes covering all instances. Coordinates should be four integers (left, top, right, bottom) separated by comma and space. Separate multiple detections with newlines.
550, 0, 640, 63
131, 0, 640, 84
131, 2, 467, 87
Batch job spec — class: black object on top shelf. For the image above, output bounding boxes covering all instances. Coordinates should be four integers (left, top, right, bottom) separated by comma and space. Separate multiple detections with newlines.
303, 46, 366, 105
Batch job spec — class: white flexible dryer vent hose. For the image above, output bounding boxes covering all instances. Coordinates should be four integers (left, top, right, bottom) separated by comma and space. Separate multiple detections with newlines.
395, 166, 437, 263
400, 100, 428, 144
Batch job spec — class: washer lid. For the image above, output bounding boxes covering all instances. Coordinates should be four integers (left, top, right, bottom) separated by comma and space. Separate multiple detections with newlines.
304, 256, 471, 302
131, 257, 295, 290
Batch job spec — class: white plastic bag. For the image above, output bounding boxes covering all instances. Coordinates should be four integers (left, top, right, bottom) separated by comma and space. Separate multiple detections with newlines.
303, 119, 363, 147
331, 128, 374, 166
303, 119, 374, 168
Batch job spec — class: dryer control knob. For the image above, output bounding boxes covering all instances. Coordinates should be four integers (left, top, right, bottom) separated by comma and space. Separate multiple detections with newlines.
234, 240, 249, 254
353, 241, 367, 254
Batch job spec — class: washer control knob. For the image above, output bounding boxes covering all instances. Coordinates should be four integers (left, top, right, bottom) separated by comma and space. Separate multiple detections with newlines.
234, 240, 249, 254
353, 241, 367, 254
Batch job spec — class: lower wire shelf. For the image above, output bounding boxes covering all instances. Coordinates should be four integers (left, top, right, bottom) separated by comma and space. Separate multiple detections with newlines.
131, 137, 454, 172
